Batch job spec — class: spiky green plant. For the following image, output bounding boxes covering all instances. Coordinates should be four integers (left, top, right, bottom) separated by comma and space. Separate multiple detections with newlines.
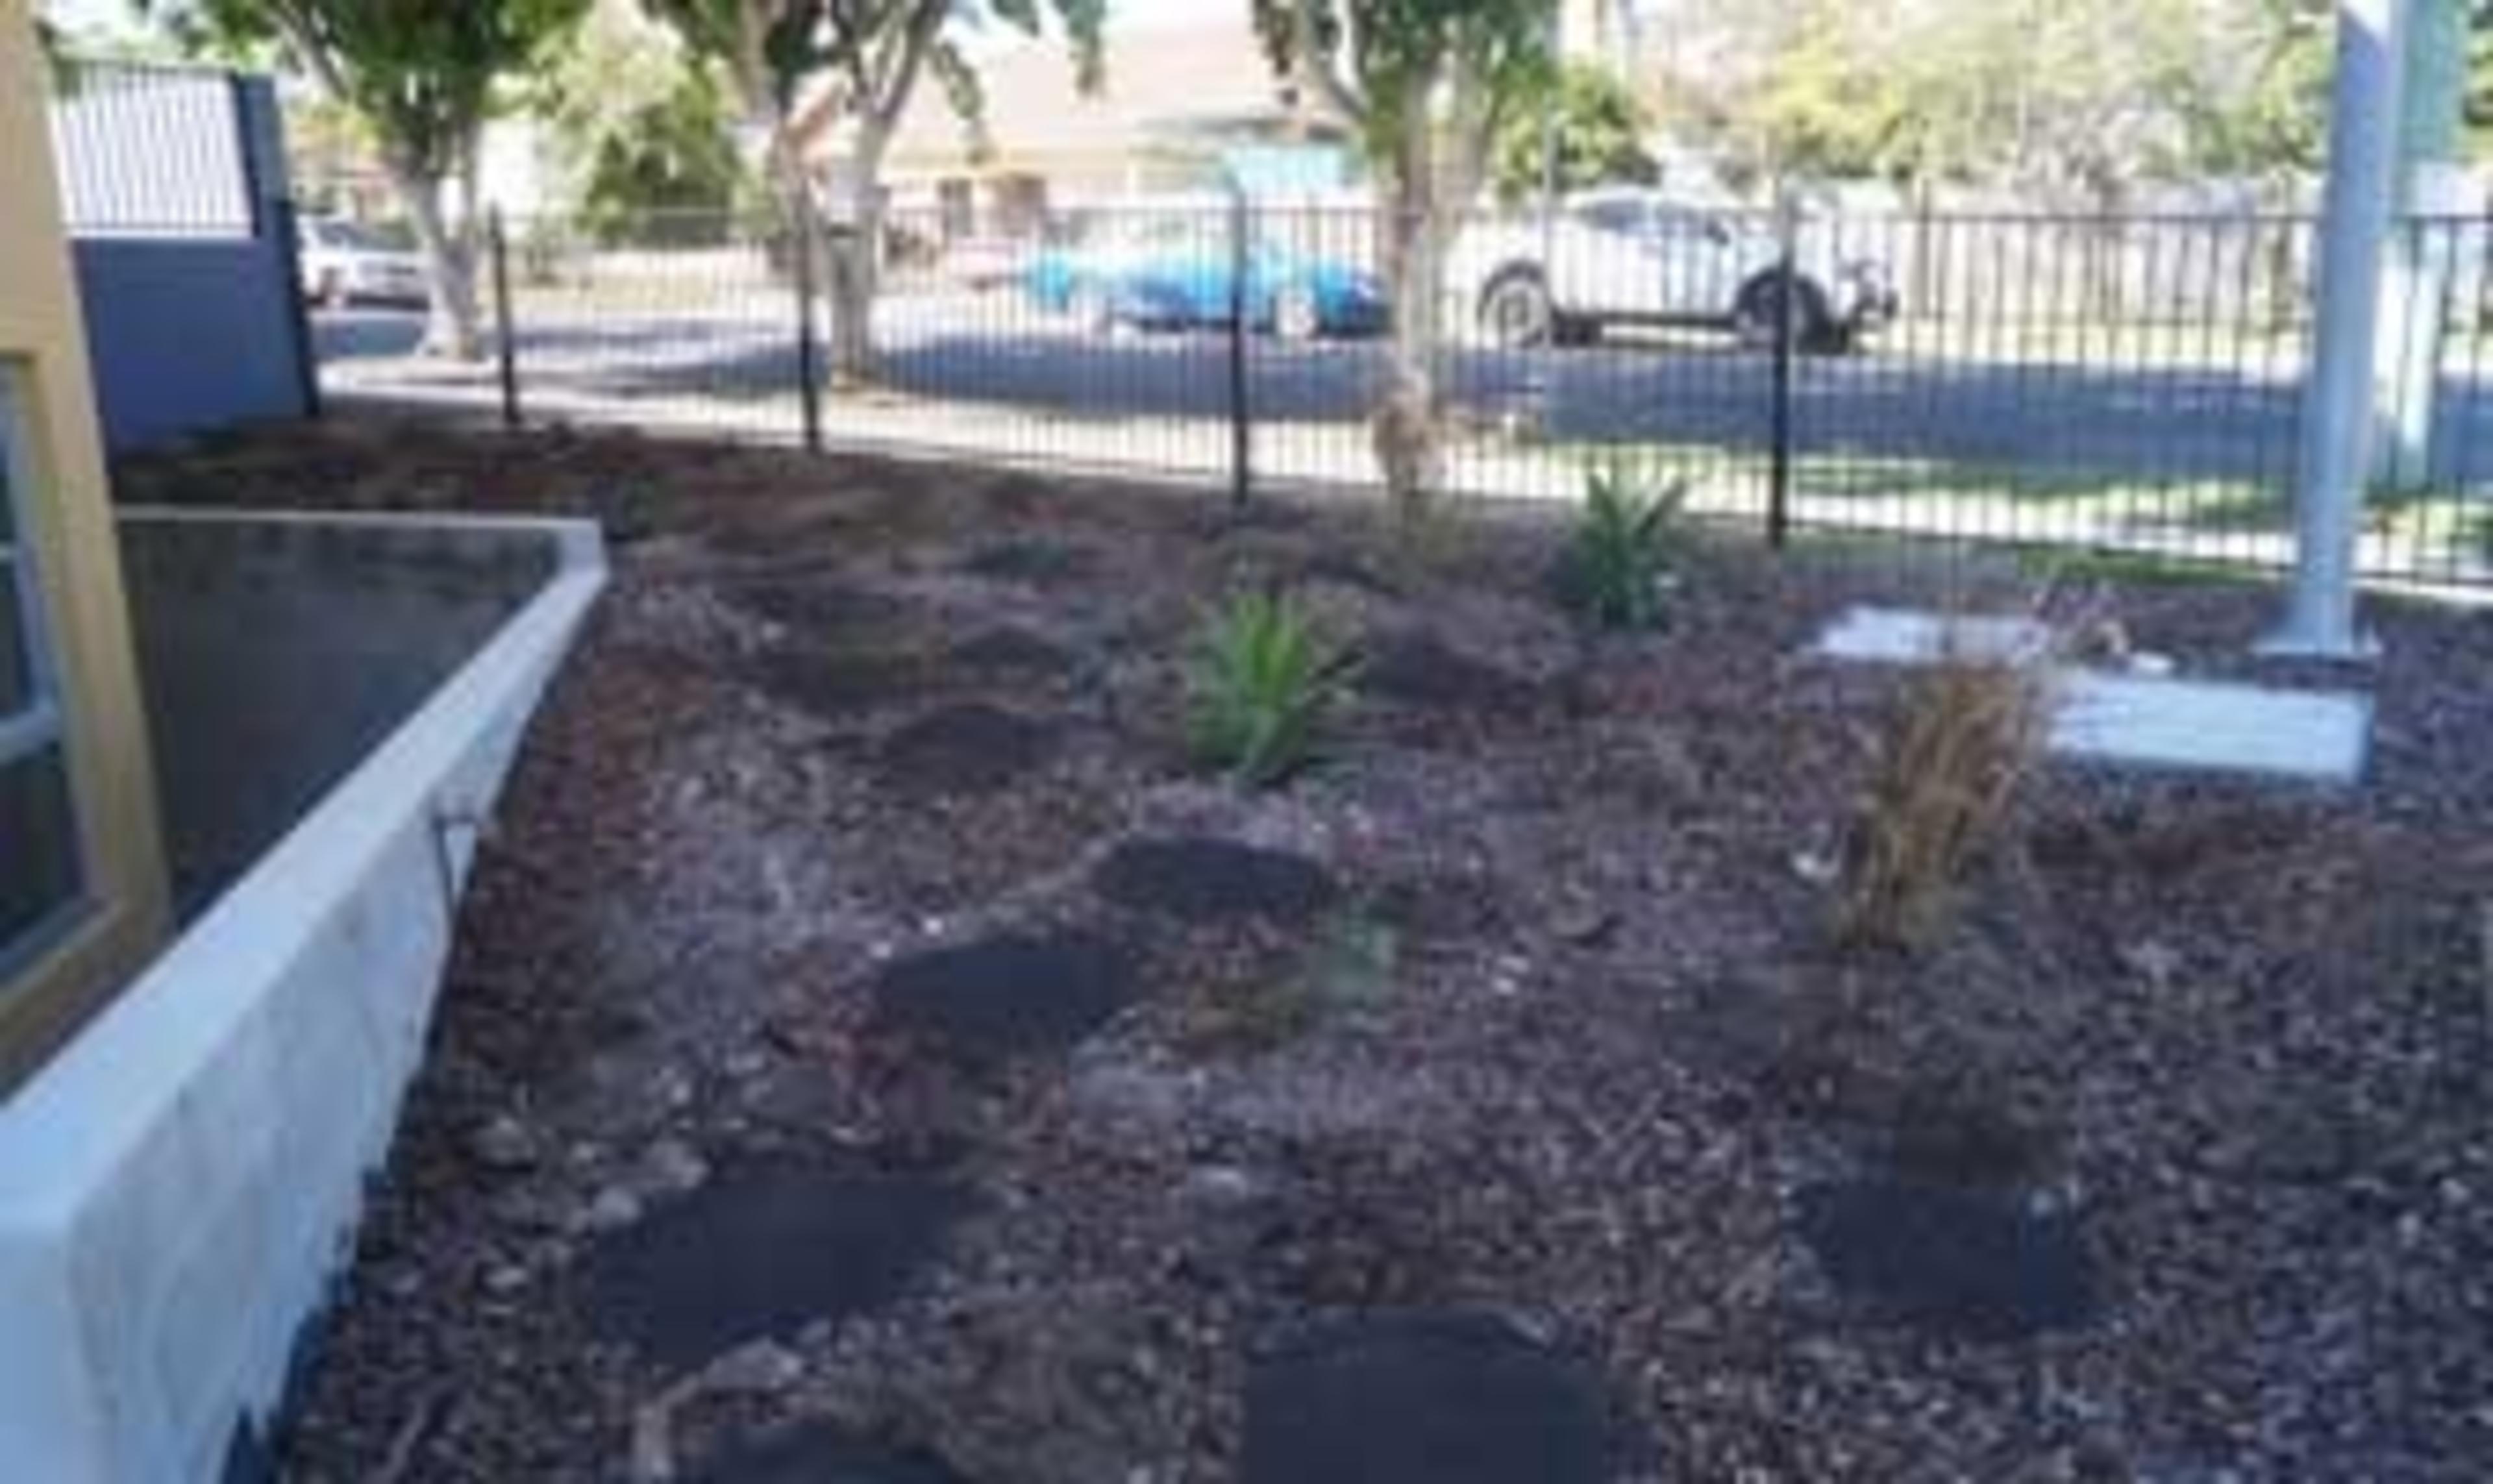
1184, 591, 1358, 789
1561, 462, 1689, 629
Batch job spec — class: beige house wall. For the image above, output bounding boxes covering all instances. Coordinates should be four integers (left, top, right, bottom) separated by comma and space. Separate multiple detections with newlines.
0, 2, 170, 1088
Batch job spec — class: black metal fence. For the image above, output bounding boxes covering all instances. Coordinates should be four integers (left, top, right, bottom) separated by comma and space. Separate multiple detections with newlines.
311, 200, 2493, 586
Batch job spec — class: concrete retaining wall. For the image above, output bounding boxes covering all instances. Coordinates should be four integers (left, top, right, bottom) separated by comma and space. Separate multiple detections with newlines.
119, 515, 556, 917
0, 511, 603, 1483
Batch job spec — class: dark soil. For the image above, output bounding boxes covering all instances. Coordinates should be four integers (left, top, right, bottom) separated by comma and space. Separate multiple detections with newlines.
1241, 1311, 1617, 1484
1358, 630, 1546, 715
1091, 837, 1339, 924
873, 704, 1059, 793
867, 932, 1137, 1062
693, 1422, 973, 1484
1793, 1177, 2099, 1342
583, 1157, 974, 1371
124, 417, 2493, 1483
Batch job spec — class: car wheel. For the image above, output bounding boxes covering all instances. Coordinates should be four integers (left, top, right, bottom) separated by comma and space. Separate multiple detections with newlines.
1733, 273, 1831, 353
1271, 283, 1322, 343
1478, 269, 1555, 350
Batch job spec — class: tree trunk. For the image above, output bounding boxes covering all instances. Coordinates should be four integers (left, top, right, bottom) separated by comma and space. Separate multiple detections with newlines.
1373, 181, 1448, 517
826, 123, 891, 388
1369, 63, 1467, 522
387, 156, 483, 361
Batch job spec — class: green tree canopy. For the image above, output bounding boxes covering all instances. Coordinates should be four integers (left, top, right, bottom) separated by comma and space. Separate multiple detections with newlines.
644, 0, 1104, 382
1491, 60, 1654, 203
153, 0, 589, 356
535, 0, 750, 241
1250, 0, 1561, 512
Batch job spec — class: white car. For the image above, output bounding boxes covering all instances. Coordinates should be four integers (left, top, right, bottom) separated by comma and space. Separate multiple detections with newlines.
298, 217, 428, 309
1448, 188, 1898, 352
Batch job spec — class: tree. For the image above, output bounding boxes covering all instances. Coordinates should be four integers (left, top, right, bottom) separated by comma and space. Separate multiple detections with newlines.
1253, 0, 1558, 517
647, 0, 1102, 386
1691, 0, 2320, 203
2168, 0, 2331, 192
536, 0, 750, 243
1715, 0, 1912, 183
2466, 1, 2493, 156
1489, 60, 1652, 203
156, 0, 588, 358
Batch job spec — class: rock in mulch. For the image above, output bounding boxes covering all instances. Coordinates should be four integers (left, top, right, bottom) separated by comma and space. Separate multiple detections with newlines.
868, 931, 1135, 1061
693, 1423, 971, 1484
1092, 837, 1339, 924
1242, 1311, 1616, 1484
1795, 1177, 2098, 1342
1360, 633, 1541, 713
873, 703, 1057, 793
584, 1156, 971, 1371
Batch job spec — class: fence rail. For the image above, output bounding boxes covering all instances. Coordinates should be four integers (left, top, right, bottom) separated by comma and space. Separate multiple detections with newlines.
312, 201, 2493, 587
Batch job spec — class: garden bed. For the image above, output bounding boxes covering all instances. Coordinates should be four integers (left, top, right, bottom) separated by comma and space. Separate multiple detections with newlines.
127, 419, 2493, 1483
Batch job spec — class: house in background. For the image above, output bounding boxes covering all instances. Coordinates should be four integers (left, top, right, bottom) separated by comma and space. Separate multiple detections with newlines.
0, 6, 603, 1479
795, 8, 1357, 241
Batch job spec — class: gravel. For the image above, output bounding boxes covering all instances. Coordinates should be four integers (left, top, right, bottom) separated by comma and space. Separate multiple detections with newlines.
119, 417, 2493, 1483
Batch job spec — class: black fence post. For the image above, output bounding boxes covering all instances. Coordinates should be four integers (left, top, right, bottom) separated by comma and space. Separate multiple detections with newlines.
795, 210, 826, 454
1228, 186, 1252, 512
271, 194, 322, 421
1766, 195, 1797, 550
490, 206, 521, 430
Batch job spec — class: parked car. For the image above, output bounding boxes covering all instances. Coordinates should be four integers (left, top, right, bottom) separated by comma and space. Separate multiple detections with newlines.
1448, 188, 1898, 352
941, 235, 1032, 293
1025, 205, 1387, 340
298, 217, 427, 309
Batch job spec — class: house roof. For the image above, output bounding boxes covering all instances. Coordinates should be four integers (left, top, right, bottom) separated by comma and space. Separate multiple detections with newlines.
802, 11, 1342, 179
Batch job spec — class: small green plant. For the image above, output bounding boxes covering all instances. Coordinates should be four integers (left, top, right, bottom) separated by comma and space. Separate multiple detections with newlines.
1561, 461, 1688, 628
1184, 590, 1358, 788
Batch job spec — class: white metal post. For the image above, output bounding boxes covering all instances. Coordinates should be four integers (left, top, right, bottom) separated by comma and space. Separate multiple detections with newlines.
2266, 0, 2411, 660
2372, 0, 2468, 491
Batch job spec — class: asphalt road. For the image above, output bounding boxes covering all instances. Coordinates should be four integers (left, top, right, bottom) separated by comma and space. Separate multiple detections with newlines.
314, 292, 2493, 494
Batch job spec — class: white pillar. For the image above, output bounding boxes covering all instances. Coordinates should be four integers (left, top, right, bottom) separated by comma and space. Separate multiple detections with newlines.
2370, 0, 2470, 492
2265, 0, 2410, 660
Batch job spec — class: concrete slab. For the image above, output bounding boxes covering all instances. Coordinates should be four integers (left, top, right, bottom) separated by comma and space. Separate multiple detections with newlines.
1812, 606, 2371, 784
2053, 672, 2370, 782
1813, 606, 2055, 665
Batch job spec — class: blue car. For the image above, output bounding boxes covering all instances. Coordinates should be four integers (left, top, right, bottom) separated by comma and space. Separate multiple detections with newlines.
1025, 209, 1387, 340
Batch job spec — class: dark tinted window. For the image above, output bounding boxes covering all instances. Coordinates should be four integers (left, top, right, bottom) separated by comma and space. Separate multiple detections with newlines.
0, 745, 79, 951
1572, 199, 1648, 236
0, 380, 84, 967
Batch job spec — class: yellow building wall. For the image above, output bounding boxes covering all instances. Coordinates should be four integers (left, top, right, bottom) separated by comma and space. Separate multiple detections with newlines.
0, 1, 170, 1087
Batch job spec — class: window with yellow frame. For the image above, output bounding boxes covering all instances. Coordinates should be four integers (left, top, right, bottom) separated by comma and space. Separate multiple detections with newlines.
0, 365, 88, 982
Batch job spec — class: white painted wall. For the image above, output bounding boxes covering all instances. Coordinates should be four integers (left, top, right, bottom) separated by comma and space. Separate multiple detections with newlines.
0, 512, 604, 1484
